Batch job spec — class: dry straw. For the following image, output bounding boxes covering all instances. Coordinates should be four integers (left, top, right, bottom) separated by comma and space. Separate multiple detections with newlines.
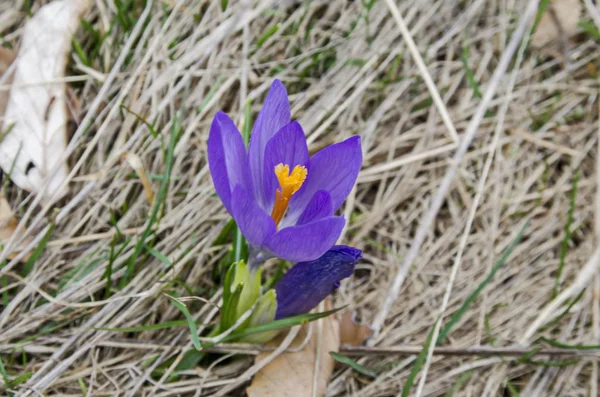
0, 0, 598, 396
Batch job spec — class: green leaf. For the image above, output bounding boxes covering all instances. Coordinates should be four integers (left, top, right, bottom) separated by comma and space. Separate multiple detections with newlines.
330, 352, 377, 378
402, 222, 528, 397
506, 381, 521, 397
460, 45, 482, 99
72, 38, 90, 67
516, 347, 542, 364
526, 359, 579, 367
9, 372, 32, 388
120, 105, 158, 138
242, 289, 279, 344
221, 283, 243, 331
23, 222, 55, 276
539, 289, 585, 332
232, 99, 253, 264
145, 243, 172, 266
214, 219, 236, 246
437, 221, 528, 343
225, 306, 345, 342
553, 171, 578, 298
401, 320, 439, 397
249, 289, 277, 327
444, 371, 472, 397
197, 76, 224, 114
579, 20, 600, 42
121, 114, 179, 286
221, 0, 228, 11
175, 350, 205, 371
257, 24, 280, 48
168, 297, 201, 350
531, 0, 551, 35
95, 319, 210, 333
0, 356, 9, 388
539, 337, 600, 350
78, 378, 88, 395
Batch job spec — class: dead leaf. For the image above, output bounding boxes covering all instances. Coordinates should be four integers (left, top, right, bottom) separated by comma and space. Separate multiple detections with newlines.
0, 0, 92, 201
531, 0, 581, 47
0, 47, 17, 119
123, 152, 154, 204
0, 194, 31, 261
247, 301, 340, 397
338, 311, 373, 346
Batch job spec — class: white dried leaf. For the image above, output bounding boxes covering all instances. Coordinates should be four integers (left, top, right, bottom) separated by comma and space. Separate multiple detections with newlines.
0, 0, 91, 200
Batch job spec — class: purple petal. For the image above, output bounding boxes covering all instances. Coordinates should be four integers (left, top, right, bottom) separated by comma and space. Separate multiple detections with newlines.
248, 80, 291, 208
296, 190, 333, 225
287, 136, 362, 224
275, 245, 362, 319
231, 185, 276, 247
262, 121, 309, 211
264, 216, 345, 263
207, 111, 253, 213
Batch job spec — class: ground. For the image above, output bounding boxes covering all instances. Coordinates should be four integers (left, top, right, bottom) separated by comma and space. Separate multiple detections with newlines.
0, 0, 599, 396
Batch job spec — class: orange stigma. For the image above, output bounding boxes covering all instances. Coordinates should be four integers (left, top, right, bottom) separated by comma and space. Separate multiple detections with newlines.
270, 163, 307, 226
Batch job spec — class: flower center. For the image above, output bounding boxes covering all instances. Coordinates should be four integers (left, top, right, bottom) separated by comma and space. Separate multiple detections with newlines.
270, 163, 307, 227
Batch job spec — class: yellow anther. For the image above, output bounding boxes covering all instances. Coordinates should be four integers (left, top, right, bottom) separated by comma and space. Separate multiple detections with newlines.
270, 163, 307, 227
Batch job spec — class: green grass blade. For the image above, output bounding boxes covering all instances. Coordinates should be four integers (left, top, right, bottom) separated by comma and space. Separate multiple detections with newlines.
0, 356, 9, 388
221, 0, 228, 11
120, 105, 158, 138
72, 38, 90, 67
121, 114, 179, 286
539, 337, 600, 350
437, 221, 528, 343
214, 219, 236, 245
95, 320, 198, 333
168, 297, 201, 350
540, 289, 585, 332
444, 370, 472, 397
257, 24, 280, 48
197, 77, 224, 114
460, 45, 482, 98
330, 352, 377, 378
553, 171, 578, 298
23, 222, 55, 276
145, 244, 172, 266
78, 378, 88, 395
526, 359, 578, 367
401, 320, 439, 397
233, 99, 252, 263
224, 306, 345, 342
579, 20, 600, 42
531, 0, 551, 35
9, 372, 31, 388
506, 381, 521, 397
516, 347, 542, 364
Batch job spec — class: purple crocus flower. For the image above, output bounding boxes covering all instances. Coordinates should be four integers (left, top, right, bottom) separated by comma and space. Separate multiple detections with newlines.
208, 80, 362, 266
274, 245, 362, 319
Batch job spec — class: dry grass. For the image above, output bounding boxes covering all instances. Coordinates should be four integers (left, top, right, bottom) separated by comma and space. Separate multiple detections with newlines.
0, 0, 599, 395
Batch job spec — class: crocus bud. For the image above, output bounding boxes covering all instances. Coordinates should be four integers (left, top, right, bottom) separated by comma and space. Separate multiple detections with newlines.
274, 246, 362, 319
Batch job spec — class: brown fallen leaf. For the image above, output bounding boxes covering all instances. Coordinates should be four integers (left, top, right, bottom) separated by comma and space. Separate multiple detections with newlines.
0, 194, 31, 261
0, 47, 17, 120
123, 152, 154, 204
531, 0, 581, 47
338, 311, 373, 346
247, 301, 340, 397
